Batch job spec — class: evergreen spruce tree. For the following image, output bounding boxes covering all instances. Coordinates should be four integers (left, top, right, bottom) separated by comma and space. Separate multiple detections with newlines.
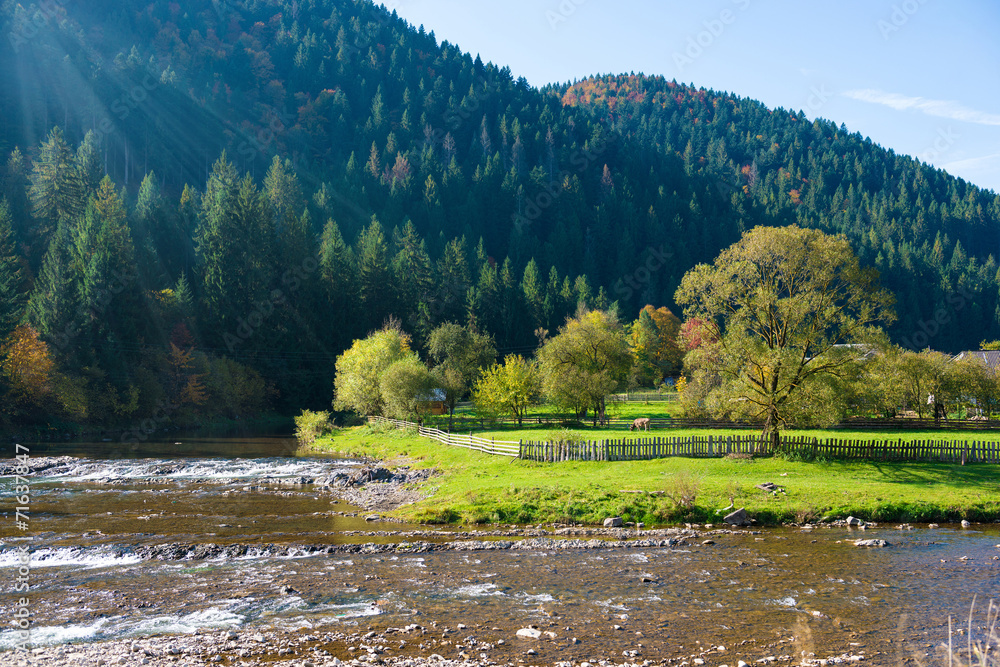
196, 155, 274, 350
76, 131, 104, 195
0, 201, 26, 342
319, 217, 358, 347
132, 172, 167, 289
2, 148, 31, 253
71, 176, 146, 375
392, 220, 433, 335
26, 224, 80, 358
521, 258, 544, 332
435, 236, 470, 324
356, 216, 393, 333
28, 127, 85, 242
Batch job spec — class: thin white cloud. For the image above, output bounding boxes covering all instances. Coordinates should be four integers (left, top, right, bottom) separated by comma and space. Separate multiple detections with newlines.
843, 89, 1000, 126
942, 152, 1000, 172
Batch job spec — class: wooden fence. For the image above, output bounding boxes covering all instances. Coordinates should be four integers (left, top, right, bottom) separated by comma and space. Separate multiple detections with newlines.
607, 392, 679, 402
368, 416, 520, 457
520, 433, 1000, 464
370, 417, 1000, 464
520, 434, 762, 461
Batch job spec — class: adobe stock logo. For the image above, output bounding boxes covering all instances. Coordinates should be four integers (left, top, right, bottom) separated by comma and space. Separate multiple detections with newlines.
673, 0, 752, 74
877, 0, 931, 40
613, 244, 674, 301
899, 287, 973, 351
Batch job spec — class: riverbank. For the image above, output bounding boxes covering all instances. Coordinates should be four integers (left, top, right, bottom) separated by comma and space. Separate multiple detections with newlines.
12, 617, 872, 667
308, 424, 1000, 526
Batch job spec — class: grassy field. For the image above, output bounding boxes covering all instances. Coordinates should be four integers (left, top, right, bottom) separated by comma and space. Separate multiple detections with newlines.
309, 421, 1000, 527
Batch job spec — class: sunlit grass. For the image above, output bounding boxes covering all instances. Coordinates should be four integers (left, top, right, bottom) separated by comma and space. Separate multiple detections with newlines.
310, 423, 1000, 526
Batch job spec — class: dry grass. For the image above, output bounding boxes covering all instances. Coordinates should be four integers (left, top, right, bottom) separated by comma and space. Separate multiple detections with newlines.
936, 598, 999, 667
661, 469, 699, 511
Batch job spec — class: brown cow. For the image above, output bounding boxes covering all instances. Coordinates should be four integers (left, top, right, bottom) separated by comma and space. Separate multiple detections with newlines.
629, 417, 651, 431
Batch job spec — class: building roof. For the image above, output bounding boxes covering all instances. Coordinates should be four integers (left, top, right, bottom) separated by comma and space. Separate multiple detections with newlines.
830, 343, 879, 360
953, 350, 1000, 369
418, 388, 447, 402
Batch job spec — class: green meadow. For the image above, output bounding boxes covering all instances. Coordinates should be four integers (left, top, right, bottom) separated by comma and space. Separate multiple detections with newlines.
309, 418, 1000, 527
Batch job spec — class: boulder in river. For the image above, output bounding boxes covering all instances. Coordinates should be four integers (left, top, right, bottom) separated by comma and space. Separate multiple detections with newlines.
516, 627, 542, 639
603, 517, 624, 528
854, 539, 888, 547
846, 516, 865, 526
723, 508, 749, 526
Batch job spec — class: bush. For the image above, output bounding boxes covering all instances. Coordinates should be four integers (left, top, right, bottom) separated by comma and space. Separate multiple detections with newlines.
662, 470, 699, 511
294, 410, 332, 445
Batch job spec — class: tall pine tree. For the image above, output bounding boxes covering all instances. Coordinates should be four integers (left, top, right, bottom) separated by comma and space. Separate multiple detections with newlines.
0, 200, 26, 342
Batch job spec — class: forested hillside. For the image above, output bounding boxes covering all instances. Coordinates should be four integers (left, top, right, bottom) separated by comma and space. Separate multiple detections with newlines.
1, 0, 998, 428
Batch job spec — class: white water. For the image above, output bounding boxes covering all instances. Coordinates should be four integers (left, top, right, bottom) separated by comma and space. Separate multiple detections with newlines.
0, 546, 142, 570
28, 457, 359, 483
0, 608, 247, 650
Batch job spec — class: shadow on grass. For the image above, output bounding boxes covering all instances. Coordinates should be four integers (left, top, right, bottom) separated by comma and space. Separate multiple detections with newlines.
868, 461, 999, 488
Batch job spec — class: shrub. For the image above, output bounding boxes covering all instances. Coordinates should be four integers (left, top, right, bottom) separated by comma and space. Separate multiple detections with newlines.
662, 470, 699, 511
294, 409, 332, 445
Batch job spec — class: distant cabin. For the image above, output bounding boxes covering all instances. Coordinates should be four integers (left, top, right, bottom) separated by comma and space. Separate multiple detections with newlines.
418, 388, 447, 415
952, 350, 1000, 371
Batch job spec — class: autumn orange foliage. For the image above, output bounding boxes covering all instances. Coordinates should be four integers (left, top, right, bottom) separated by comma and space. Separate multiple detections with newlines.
1, 324, 54, 402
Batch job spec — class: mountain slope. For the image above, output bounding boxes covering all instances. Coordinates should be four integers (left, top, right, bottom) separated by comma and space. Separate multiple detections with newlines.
2, 0, 1000, 427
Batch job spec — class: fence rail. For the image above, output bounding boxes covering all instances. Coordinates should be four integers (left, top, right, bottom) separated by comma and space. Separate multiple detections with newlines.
368, 416, 520, 457
519, 434, 1000, 464
607, 392, 679, 402
370, 417, 1000, 464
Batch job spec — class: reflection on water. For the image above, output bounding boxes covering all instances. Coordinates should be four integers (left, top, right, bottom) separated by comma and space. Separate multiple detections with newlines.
1, 437, 999, 663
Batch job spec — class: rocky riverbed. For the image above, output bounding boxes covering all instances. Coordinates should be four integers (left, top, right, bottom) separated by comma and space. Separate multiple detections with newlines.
12, 619, 874, 667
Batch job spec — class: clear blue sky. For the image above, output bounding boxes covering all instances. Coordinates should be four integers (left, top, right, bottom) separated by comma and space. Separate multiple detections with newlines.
389, 0, 1000, 194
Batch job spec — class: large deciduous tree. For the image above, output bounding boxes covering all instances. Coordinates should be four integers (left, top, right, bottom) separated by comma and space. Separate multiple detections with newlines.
472, 354, 539, 426
1, 324, 55, 416
426, 322, 497, 425
538, 308, 632, 425
629, 305, 683, 385
675, 225, 894, 449
333, 324, 415, 417
380, 357, 435, 421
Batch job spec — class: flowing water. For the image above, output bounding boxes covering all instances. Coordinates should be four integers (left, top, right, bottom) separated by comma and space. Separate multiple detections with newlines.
2, 435, 999, 664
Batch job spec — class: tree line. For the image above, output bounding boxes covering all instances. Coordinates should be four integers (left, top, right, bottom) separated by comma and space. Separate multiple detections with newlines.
332, 303, 679, 428
0, 129, 662, 430
3, 0, 1000, 356
5, 0, 1000, 432
332, 226, 1000, 450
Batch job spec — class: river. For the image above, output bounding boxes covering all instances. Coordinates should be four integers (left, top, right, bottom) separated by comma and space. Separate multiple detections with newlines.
2, 435, 999, 666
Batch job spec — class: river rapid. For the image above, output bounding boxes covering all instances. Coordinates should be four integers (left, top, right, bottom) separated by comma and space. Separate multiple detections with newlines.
2, 435, 999, 667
